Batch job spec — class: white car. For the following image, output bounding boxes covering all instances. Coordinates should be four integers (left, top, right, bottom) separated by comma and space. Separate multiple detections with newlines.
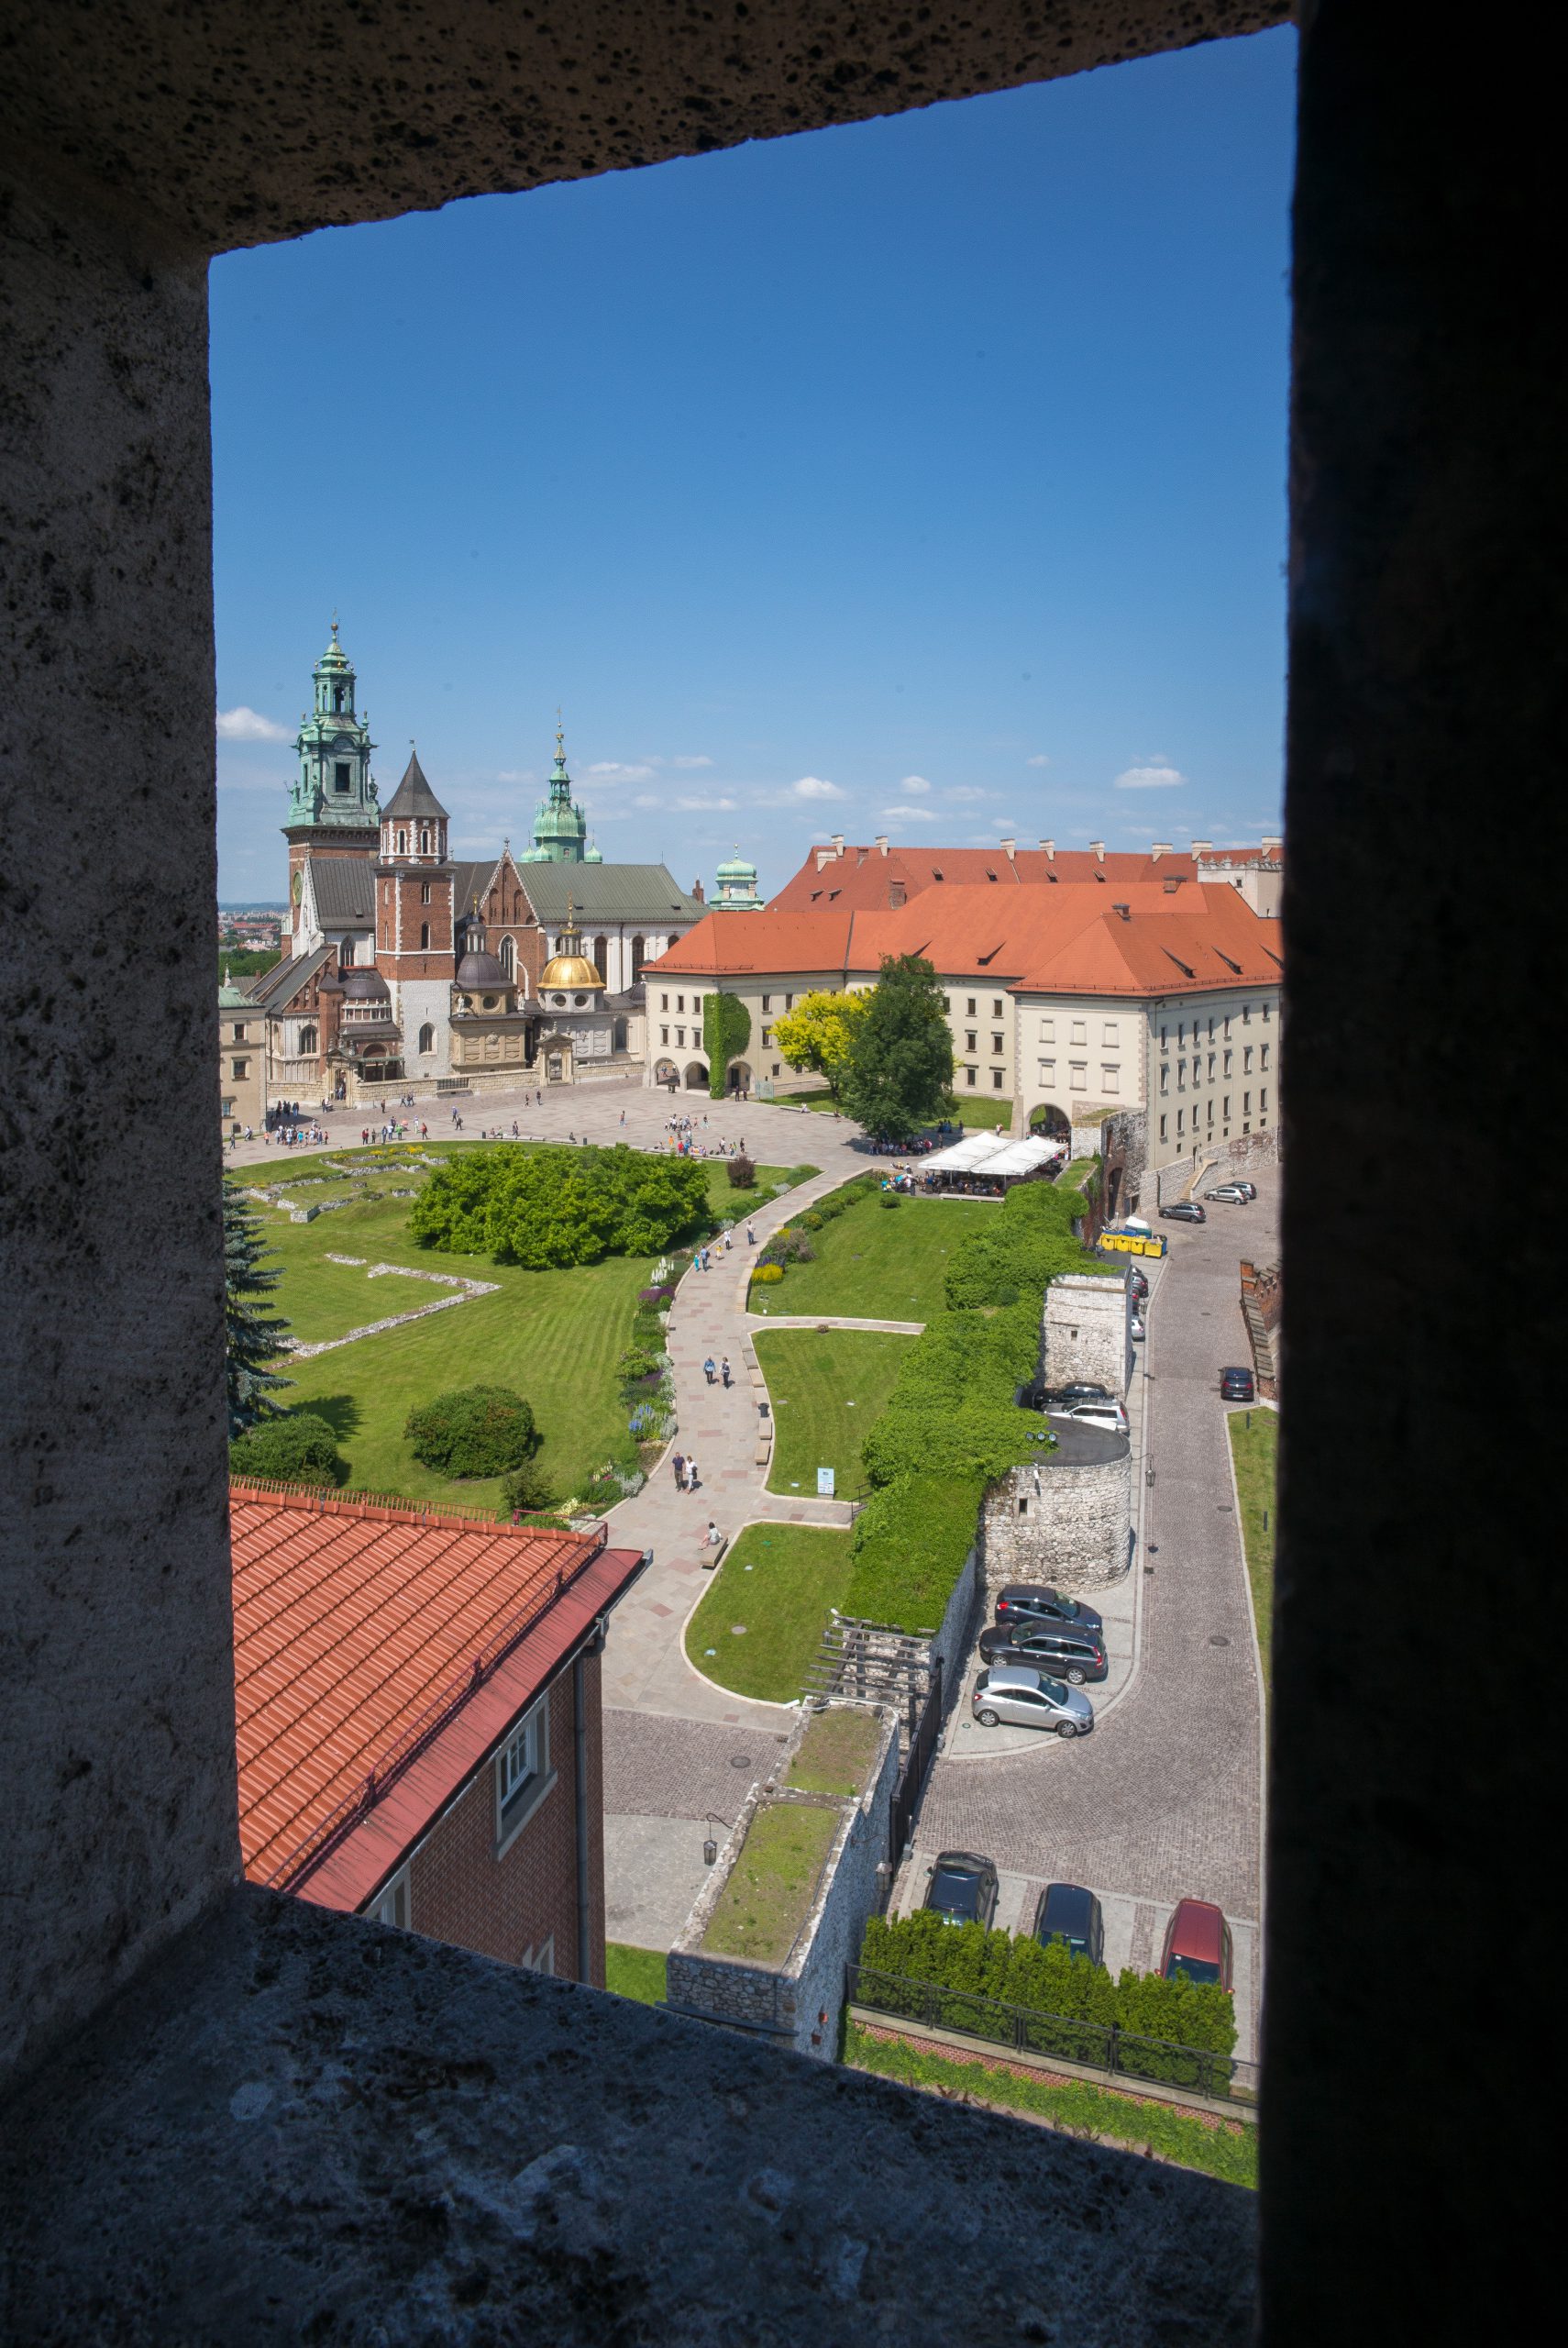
1129, 1312, 1146, 1341
972, 1663, 1096, 1737
1203, 1183, 1252, 1204
1050, 1401, 1130, 1436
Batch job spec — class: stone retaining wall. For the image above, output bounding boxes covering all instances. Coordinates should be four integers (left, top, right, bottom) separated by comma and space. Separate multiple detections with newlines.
978, 1448, 1132, 1595
1154, 1126, 1282, 1204
666, 1701, 900, 2063
1043, 1271, 1132, 1400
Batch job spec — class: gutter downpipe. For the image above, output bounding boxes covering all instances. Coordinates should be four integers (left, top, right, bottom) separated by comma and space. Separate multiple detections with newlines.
574, 1646, 591, 1982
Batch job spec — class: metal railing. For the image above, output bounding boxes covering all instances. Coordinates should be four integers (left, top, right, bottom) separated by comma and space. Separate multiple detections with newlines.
846, 1964, 1258, 2105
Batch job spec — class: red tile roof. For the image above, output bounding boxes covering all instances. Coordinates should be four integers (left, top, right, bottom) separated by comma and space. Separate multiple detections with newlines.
231, 1484, 645, 1897
646, 882, 1282, 998
767, 842, 1269, 914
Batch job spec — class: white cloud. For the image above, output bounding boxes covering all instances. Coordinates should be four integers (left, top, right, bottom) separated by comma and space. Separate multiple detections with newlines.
1113, 763, 1187, 791
880, 804, 939, 822
633, 793, 660, 810
945, 784, 989, 803
790, 776, 845, 802
1026, 754, 1051, 770
495, 768, 536, 785
217, 770, 282, 794
669, 754, 714, 770
586, 760, 655, 783
675, 793, 737, 812
217, 705, 291, 742
899, 774, 933, 795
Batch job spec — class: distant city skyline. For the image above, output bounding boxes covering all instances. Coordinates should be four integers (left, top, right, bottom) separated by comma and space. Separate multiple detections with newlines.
212, 28, 1295, 902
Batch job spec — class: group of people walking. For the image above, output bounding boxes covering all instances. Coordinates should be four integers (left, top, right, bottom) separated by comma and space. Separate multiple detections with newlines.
702, 1356, 734, 1387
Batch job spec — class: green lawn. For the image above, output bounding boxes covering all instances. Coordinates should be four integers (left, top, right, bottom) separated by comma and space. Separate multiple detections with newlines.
750, 1192, 995, 1321
1228, 1407, 1277, 1698
951, 1096, 1015, 1129
684, 1523, 856, 1701
845, 2024, 1257, 2188
757, 1328, 913, 1502
701, 1800, 840, 1964
786, 1707, 882, 1798
604, 1944, 668, 2005
236, 1174, 656, 1510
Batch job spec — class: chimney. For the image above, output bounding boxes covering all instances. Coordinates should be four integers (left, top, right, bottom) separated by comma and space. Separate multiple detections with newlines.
1000, 837, 1016, 861
1111, 903, 1131, 922
1262, 835, 1283, 858
692, 878, 705, 903
1190, 838, 1212, 857
1090, 840, 1105, 863
1151, 842, 1172, 861
875, 834, 889, 857
831, 834, 845, 858
815, 848, 834, 870
1040, 839, 1055, 861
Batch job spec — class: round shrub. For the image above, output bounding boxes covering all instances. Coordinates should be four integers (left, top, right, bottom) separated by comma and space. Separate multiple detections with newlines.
229, 1411, 345, 1486
727, 1154, 756, 1191
406, 1385, 538, 1479
800, 1210, 824, 1231
637, 1285, 675, 1308
750, 1262, 785, 1288
879, 1191, 902, 1209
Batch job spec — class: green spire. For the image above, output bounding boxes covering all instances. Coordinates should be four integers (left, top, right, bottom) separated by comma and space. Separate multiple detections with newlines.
284, 618, 379, 839
521, 710, 592, 863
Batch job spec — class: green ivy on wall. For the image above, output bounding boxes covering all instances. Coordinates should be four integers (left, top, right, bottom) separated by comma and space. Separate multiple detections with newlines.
702, 991, 751, 1099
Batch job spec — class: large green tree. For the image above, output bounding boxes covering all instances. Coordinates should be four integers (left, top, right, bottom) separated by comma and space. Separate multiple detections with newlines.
839, 954, 955, 1141
224, 1188, 292, 1436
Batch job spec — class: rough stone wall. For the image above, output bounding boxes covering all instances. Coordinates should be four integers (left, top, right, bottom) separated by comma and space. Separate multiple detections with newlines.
1154, 1125, 1282, 1203
979, 1453, 1132, 1596
1043, 1272, 1132, 1399
0, 182, 239, 2090
1100, 1106, 1148, 1222
668, 1703, 899, 2061
924, 1545, 981, 1714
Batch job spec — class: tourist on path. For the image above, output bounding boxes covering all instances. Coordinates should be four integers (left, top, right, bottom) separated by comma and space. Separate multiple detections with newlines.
672, 1451, 686, 1490
685, 1453, 700, 1490
721, 1357, 732, 1388
703, 1357, 716, 1385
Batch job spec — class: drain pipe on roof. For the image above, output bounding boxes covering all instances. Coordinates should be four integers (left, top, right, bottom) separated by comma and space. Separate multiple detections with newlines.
574, 1622, 605, 1985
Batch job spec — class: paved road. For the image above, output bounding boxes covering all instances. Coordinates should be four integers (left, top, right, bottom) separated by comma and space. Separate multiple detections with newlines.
910, 1169, 1275, 2045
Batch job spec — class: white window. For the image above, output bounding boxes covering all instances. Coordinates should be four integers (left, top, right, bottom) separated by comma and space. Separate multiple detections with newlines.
496, 1695, 550, 1846
1101, 1064, 1120, 1092
1101, 1021, 1118, 1047
367, 1868, 410, 1930
1070, 1021, 1087, 1047
1038, 1058, 1055, 1085
1069, 1062, 1087, 1091
1039, 1017, 1055, 1043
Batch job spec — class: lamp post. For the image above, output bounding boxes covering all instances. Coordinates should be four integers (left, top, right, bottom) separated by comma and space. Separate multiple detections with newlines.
703, 1814, 726, 1868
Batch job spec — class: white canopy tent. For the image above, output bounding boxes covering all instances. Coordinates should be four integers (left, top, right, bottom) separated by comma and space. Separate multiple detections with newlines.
970, 1136, 1062, 1179
919, 1132, 1014, 1175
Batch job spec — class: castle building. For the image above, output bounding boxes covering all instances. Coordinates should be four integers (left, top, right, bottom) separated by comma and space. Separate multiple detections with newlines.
242, 626, 710, 1105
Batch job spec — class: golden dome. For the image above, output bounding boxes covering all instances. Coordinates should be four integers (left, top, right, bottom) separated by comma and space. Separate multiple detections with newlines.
540, 900, 603, 991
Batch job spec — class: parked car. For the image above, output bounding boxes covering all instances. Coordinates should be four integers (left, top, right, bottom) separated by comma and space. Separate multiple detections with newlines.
923, 1850, 999, 1927
1229, 1180, 1257, 1200
1129, 1312, 1146, 1342
993, 1584, 1104, 1637
1220, 1365, 1256, 1401
1203, 1183, 1252, 1204
1049, 1400, 1130, 1436
1161, 1898, 1234, 1990
1160, 1201, 1207, 1224
1128, 1268, 1150, 1301
972, 1664, 1095, 1737
1033, 1882, 1106, 1966
1048, 1380, 1113, 1407
977, 1621, 1109, 1682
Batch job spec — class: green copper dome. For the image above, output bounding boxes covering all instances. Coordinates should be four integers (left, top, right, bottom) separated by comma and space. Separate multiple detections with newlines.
521, 716, 594, 864
713, 843, 764, 908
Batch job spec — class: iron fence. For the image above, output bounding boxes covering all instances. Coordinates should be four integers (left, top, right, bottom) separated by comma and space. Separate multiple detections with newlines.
846, 1963, 1258, 2106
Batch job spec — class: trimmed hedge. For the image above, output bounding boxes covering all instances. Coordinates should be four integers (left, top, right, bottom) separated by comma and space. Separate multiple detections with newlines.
858, 1298, 1043, 1490
858, 1911, 1238, 2083
944, 1177, 1116, 1310
410, 1143, 709, 1267
406, 1384, 538, 1479
843, 1471, 987, 1629
229, 1410, 344, 1486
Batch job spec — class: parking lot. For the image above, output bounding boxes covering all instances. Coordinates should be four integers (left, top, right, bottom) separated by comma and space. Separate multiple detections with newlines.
900, 1162, 1277, 2061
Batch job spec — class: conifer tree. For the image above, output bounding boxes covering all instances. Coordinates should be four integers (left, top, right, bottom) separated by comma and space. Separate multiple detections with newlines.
224, 1188, 292, 1436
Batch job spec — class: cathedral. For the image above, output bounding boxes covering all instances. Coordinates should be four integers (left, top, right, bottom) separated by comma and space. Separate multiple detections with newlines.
244, 626, 708, 1104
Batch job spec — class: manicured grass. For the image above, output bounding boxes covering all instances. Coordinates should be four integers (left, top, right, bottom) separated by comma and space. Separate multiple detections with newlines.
684, 1523, 856, 1701
950, 1097, 1015, 1129
751, 1193, 995, 1322
757, 1328, 914, 1502
701, 1800, 840, 1963
605, 1944, 668, 2005
767, 1089, 841, 1113
786, 1707, 882, 1798
1228, 1407, 1277, 1698
845, 2024, 1257, 2188
237, 1177, 655, 1510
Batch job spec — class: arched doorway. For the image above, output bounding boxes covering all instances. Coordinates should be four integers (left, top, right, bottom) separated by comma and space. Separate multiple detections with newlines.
613, 1018, 628, 1054
727, 1060, 752, 1096
1029, 1102, 1072, 1143
683, 1061, 709, 1090
654, 1058, 678, 1086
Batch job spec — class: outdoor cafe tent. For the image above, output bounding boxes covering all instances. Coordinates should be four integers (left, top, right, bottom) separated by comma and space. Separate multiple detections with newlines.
919, 1132, 1014, 1175
970, 1136, 1061, 1180
921, 1132, 1066, 1185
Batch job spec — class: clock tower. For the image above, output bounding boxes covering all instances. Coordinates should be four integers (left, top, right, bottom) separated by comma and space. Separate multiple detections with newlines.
282, 621, 380, 943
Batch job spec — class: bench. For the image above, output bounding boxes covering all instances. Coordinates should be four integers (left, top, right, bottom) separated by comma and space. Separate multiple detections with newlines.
701, 1535, 730, 1571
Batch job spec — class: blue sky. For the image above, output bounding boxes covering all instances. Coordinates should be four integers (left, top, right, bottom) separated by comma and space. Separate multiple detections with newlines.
211, 27, 1295, 903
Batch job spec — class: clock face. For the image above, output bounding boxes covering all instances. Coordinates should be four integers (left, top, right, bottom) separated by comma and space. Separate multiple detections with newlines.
291, 869, 303, 903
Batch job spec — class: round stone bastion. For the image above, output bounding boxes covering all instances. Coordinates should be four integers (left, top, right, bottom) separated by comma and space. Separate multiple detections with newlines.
978, 1420, 1132, 1596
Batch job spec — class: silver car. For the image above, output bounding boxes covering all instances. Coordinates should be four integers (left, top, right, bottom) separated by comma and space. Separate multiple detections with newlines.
972, 1663, 1095, 1738
1050, 1401, 1130, 1436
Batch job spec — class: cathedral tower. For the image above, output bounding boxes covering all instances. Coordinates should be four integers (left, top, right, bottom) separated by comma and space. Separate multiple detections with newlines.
520, 718, 602, 866
283, 621, 380, 941
375, 747, 455, 1080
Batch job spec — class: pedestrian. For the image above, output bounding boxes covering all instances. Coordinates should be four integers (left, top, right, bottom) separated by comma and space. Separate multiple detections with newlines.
746, 1223, 756, 1246
721, 1357, 732, 1388
723, 1230, 732, 1252
619, 1110, 626, 1125
703, 1356, 716, 1385
706, 1520, 720, 1547
672, 1451, 686, 1490
685, 1453, 699, 1490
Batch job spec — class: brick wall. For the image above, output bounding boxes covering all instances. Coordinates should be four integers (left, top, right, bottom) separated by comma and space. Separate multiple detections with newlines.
405, 1656, 604, 1988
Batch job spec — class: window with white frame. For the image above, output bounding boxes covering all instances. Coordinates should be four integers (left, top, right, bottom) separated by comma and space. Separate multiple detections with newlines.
1039, 1058, 1055, 1085
1039, 1016, 1055, 1043
1070, 1020, 1087, 1047
1101, 1021, 1118, 1047
496, 1695, 548, 1838
1101, 1064, 1120, 1092
366, 1868, 410, 1930
1069, 1062, 1087, 1091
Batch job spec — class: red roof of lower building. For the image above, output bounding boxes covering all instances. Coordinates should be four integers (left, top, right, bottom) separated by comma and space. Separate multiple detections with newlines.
230, 1483, 645, 1899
